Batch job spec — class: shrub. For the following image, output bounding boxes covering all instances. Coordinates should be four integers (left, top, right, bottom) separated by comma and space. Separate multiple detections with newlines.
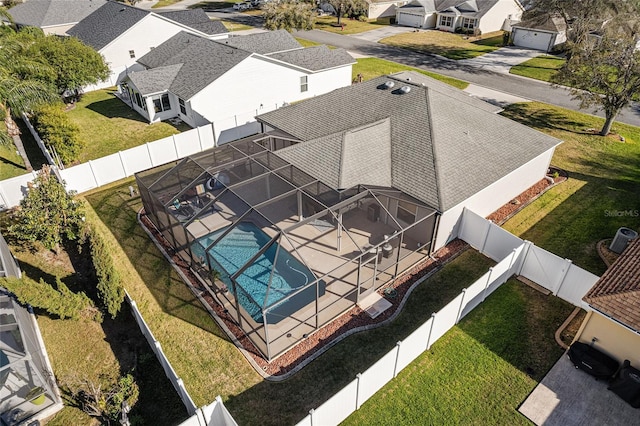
0, 276, 98, 320
88, 226, 124, 319
32, 104, 84, 165
66, 373, 139, 424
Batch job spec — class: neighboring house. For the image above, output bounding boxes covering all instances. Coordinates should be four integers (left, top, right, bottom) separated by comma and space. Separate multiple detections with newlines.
396, 0, 524, 34
6, 0, 106, 35
67, 1, 229, 91
577, 237, 640, 366
122, 30, 355, 142
366, 0, 410, 19
134, 70, 560, 360
511, 14, 567, 51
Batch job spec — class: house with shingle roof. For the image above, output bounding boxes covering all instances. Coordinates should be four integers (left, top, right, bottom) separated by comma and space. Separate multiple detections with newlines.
121, 30, 354, 142
6, 0, 106, 35
396, 0, 523, 33
67, 1, 228, 90
511, 14, 567, 51
576, 237, 640, 366
257, 71, 561, 249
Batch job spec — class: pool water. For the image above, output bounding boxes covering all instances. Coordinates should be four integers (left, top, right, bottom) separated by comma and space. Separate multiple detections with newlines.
191, 222, 317, 321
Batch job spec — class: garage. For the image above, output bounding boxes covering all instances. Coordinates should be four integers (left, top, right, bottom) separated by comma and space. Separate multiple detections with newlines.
512, 28, 553, 51
396, 11, 424, 28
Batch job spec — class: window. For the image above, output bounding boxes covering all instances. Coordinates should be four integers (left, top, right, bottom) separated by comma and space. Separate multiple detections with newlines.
397, 200, 417, 224
300, 76, 308, 93
153, 94, 171, 113
439, 15, 453, 27
129, 50, 136, 58
461, 17, 476, 30
178, 98, 186, 115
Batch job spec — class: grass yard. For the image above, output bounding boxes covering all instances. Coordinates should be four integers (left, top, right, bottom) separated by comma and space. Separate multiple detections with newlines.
152, 0, 183, 8
380, 30, 505, 60
220, 20, 254, 32
188, 0, 242, 10
510, 55, 565, 82
66, 90, 190, 164
81, 181, 496, 425
0, 119, 50, 180
314, 16, 392, 35
343, 279, 575, 425
352, 57, 468, 89
500, 102, 640, 274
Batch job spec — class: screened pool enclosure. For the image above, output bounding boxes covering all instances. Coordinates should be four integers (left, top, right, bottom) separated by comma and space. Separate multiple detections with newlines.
136, 135, 438, 360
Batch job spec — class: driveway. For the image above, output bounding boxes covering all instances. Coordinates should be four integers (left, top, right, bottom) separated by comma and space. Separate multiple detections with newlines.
519, 355, 639, 426
458, 46, 541, 73
349, 25, 419, 43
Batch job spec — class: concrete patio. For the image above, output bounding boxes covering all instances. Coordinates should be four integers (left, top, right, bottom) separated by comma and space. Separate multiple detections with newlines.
519, 353, 639, 425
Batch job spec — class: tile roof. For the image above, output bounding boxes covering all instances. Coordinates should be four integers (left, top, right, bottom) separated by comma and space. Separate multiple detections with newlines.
257, 71, 561, 211
156, 9, 228, 35
67, 1, 149, 50
267, 45, 355, 71
134, 32, 251, 100
584, 237, 640, 332
219, 30, 302, 54
8, 0, 106, 28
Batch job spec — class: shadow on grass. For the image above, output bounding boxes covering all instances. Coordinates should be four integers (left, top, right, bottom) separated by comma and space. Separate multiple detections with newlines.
189, 1, 236, 10
380, 41, 496, 60
86, 98, 148, 123
16, 118, 49, 171
224, 250, 494, 425
501, 103, 586, 133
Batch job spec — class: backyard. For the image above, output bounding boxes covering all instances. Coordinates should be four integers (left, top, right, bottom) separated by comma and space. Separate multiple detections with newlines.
379, 30, 505, 60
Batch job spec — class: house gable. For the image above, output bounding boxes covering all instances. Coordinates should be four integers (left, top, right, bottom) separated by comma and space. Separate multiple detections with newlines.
8, 0, 107, 31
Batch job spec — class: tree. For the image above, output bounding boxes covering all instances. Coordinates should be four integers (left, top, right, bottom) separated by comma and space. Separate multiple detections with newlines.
8, 165, 86, 253
29, 35, 109, 96
32, 104, 85, 165
322, 0, 368, 25
553, 30, 640, 136
263, 0, 315, 32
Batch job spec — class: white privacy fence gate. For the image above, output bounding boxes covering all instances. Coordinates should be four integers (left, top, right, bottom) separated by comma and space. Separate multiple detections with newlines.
294, 208, 600, 426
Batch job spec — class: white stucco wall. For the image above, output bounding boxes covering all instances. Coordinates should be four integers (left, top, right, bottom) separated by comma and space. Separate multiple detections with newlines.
434, 147, 556, 250
578, 311, 640, 366
477, 0, 523, 34
189, 56, 352, 138
42, 23, 76, 35
368, 2, 403, 19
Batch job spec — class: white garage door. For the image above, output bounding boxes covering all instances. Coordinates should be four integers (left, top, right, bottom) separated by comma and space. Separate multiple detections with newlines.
513, 29, 553, 51
397, 12, 422, 28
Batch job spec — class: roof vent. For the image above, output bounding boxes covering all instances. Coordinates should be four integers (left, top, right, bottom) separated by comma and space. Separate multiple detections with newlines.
406, 77, 411, 81
399, 86, 411, 94
383, 81, 395, 89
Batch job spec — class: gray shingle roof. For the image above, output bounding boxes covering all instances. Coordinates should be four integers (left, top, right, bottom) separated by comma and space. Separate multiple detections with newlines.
156, 9, 228, 35
512, 14, 566, 33
399, 0, 504, 17
127, 64, 183, 96
258, 72, 561, 211
267, 46, 355, 71
8, 0, 106, 28
67, 2, 149, 50
135, 32, 250, 100
219, 30, 301, 54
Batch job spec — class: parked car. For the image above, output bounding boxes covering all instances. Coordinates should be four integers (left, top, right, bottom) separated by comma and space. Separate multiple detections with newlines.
233, 2, 250, 10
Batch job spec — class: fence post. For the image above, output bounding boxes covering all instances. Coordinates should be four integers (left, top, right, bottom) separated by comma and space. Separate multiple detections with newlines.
118, 151, 129, 177
480, 220, 494, 255
197, 126, 204, 152
455, 288, 467, 324
426, 312, 436, 350
517, 240, 533, 275
146, 142, 154, 166
309, 408, 314, 426
393, 341, 401, 378
87, 160, 100, 188
554, 259, 573, 296
211, 121, 218, 147
482, 267, 494, 302
507, 247, 518, 275
458, 208, 467, 240
355, 373, 362, 410
172, 135, 179, 159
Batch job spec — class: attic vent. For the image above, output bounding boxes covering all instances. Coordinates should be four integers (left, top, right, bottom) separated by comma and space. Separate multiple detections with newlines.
406, 77, 411, 81
383, 81, 395, 89
399, 86, 411, 94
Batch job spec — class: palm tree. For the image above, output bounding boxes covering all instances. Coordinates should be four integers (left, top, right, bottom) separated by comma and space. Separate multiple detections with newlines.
0, 9, 58, 171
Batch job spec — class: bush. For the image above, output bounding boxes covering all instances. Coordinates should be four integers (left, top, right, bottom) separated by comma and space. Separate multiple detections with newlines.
0, 276, 98, 320
88, 226, 124, 319
32, 104, 84, 165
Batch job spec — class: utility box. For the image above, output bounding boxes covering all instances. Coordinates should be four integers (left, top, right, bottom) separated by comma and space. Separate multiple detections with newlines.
609, 227, 638, 254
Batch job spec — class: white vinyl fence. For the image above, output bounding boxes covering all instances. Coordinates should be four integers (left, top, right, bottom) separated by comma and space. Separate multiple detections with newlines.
126, 293, 198, 416
21, 113, 57, 168
178, 397, 238, 426
294, 208, 600, 426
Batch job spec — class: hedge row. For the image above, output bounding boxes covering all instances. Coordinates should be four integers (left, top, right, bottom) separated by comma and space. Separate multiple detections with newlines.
88, 225, 125, 319
32, 104, 84, 165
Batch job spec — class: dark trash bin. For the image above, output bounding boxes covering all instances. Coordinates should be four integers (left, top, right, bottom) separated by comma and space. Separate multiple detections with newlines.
608, 360, 640, 408
568, 342, 619, 380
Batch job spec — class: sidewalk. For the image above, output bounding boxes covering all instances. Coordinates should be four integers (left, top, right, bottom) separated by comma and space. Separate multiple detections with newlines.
349, 25, 417, 43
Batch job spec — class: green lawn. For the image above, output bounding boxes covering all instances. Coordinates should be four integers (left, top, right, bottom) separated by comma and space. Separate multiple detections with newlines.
500, 102, 640, 275
510, 55, 565, 82
188, 0, 242, 10
343, 279, 575, 425
66, 90, 189, 164
0, 119, 50, 180
220, 20, 254, 32
80, 183, 496, 425
314, 16, 392, 35
352, 57, 468, 89
380, 30, 505, 60
152, 0, 183, 8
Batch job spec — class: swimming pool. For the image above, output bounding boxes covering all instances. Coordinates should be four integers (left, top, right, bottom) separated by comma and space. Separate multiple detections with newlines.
192, 222, 322, 323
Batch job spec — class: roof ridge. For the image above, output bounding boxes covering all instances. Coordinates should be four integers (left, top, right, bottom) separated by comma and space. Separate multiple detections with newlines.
423, 85, 444, 212
586, 288, 640, 302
